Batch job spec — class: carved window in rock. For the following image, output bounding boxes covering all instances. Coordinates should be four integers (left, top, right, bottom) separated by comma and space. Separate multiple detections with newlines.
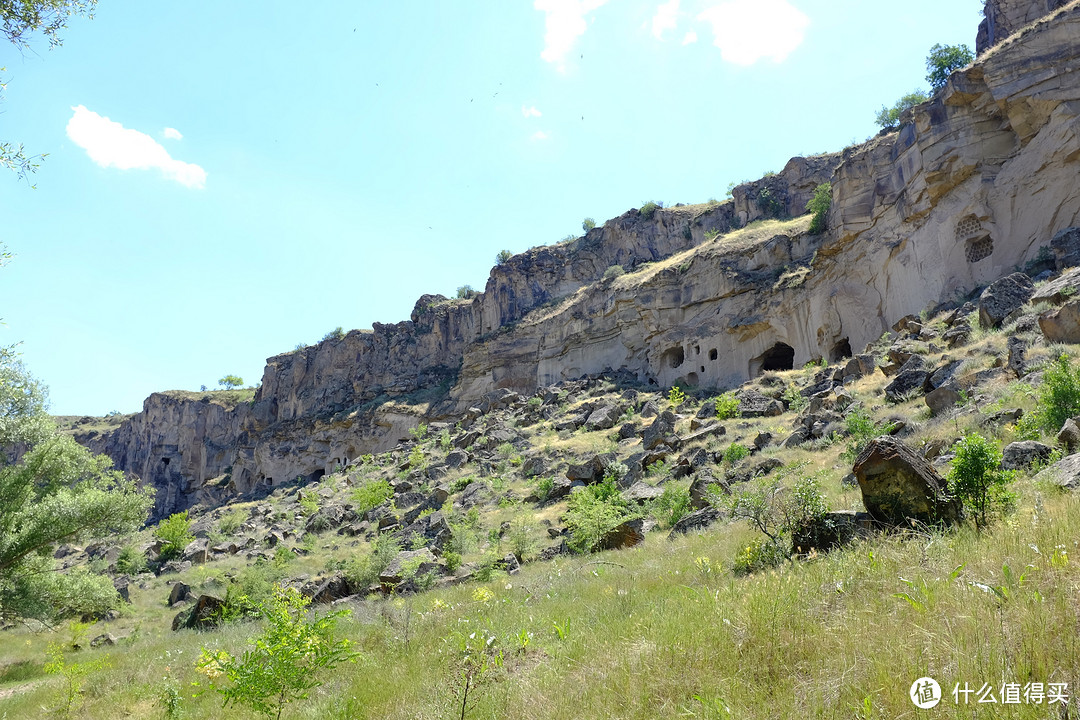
956, 214, 993, 263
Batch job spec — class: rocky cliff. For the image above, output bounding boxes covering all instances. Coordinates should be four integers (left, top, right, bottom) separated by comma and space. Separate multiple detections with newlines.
83, 0, 1080, 517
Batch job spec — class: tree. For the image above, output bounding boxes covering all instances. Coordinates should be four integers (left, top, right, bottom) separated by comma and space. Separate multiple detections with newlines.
197, 586, 357, 720
495, 249, 513, 266
947, 433, 1015, 530
455, 284, 476, 299
874, 90, 930, 129
806, 182, 831, 234
2, 0, 98, 182
218, 374, 243, 390
0, 351, 153, 623
926, 43, 974, 91
582, 217, 596, 232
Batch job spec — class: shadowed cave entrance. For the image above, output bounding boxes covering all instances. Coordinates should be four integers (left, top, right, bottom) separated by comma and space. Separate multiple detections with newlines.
830, 338, 852, 363
750, 342, 795, 376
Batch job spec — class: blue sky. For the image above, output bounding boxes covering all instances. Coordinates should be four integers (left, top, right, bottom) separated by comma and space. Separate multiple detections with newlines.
0, 0, 981, 416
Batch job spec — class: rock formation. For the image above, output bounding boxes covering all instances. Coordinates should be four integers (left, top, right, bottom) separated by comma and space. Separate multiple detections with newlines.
79, 0, 1080, 518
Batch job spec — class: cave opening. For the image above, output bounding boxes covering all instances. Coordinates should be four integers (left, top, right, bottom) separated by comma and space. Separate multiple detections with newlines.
750, 342, 795, 375
830, 338, 853, 363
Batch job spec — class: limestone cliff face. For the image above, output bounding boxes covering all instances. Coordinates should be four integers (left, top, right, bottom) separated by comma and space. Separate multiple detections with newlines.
978, 0, 1070, 54
82, 393, 248, 520
455, 5, 1080, 400
86, 3, 1080, 513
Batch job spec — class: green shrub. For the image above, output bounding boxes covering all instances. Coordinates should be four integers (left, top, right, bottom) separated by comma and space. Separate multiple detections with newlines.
756, 186, 783, 219
534, 477, 555, 502
495, 249, 513, 265
806, 183, 831, 234
351, 479, 393, 514
668, 386, 686, 406
947, 433, 1016, 530
874, 90, 929, 128
115, 545, 147, 575
217, 508, 248, 536
582, 217, 596, 232
564, 478, 636, 553
456, 285, 476, 300
782, 383, 808, 413
322, 327, 345, 342
732, 538, 787, 575
714, 392, 740, 420
723, 443, 750, 466
409, 423, 428, 441
926, 43, 974, 90
154, 511, 194, 561
1021, 354, 1080, 438
842, 407, 895, 463
647, 485, 691, 529
603, 264, 625, 281
197, 586, 357, 720
639, 200, 662, 220
727, 471, 829, 571
343, 535, 401, 589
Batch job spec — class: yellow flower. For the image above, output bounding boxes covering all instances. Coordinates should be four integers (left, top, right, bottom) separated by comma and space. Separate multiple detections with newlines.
472, 587, 495, 604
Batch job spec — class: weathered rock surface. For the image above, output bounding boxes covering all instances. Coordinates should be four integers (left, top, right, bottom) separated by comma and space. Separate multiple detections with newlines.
853, 437, 962, 526
1002, 441, 1053, 470
979, 273, 1035, 328
171, 594, 226, 632
1033, 453, 1080, 490
1039, 301, 1080, 342
76, 5, 1080, 520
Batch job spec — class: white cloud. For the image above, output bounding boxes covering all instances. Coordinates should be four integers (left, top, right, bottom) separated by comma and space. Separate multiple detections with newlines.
534, 0, 609, 70
522, 105, 543, 118
682, 30, 698, 45
531, 130, 551, 141
697, 0, 809, 66
66, 106, 206, 189
652, 0, 680, 40
163, 127, 183, 140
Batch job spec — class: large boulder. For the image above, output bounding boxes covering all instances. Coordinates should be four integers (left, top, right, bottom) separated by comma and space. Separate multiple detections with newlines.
1031, 266, 1080, 304
594, 518, 649, 551
738, 390, 784, 417
978, 273, 1035, 328
1051, 227, 1080, 271
1038, 300, 1080, 343
585, 404, 624, 431
1033, 453, 1080, 491
379, 549, 440, 587
171, 594, 226, 632
853, 437, 962, 526
301, 574, 353, 605
1001, 441, 1052, 471
884, 356, 931, 403
566, 454, 616, 483
640, 411, 679, 451
1058, 418, 1080, 453
667, 508, 721, 538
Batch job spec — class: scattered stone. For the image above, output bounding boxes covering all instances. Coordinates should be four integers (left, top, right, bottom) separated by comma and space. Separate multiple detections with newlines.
1050, 228, 1080, 271
113, 576, 131, 604
925, 383, 963, 416
456, 482, 490, 509
640, 399, 660, 418
90, 633, 117, 648
445, 450, 470, 469
595, 518, 648, 551
181, 538, 210, 565
171, 594, 226, 632
566, 454, 616, 483
853, 437, 962, 526
884, 356, 930, 403
380, 549, 440, 587
1001, 441, 1053, 471
668, 508, 721, 538
1038, 300, 1080, 343
301, 574, 353, 605
689, 472, 727, 510
738, 389, 784, 417
641, 411, 679, 451
585, 404, 623, 430
521, 456, 545, 478
1058, 418, 1080, 452
753, 432, 774, 450
1033, 453, 1080, 491
979, 272, 1035, 328
621, 482, 664, 504
618, 422, 640, 440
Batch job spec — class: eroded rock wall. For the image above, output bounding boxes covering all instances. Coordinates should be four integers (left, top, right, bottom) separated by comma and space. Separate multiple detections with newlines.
978, 0, 1070, 54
